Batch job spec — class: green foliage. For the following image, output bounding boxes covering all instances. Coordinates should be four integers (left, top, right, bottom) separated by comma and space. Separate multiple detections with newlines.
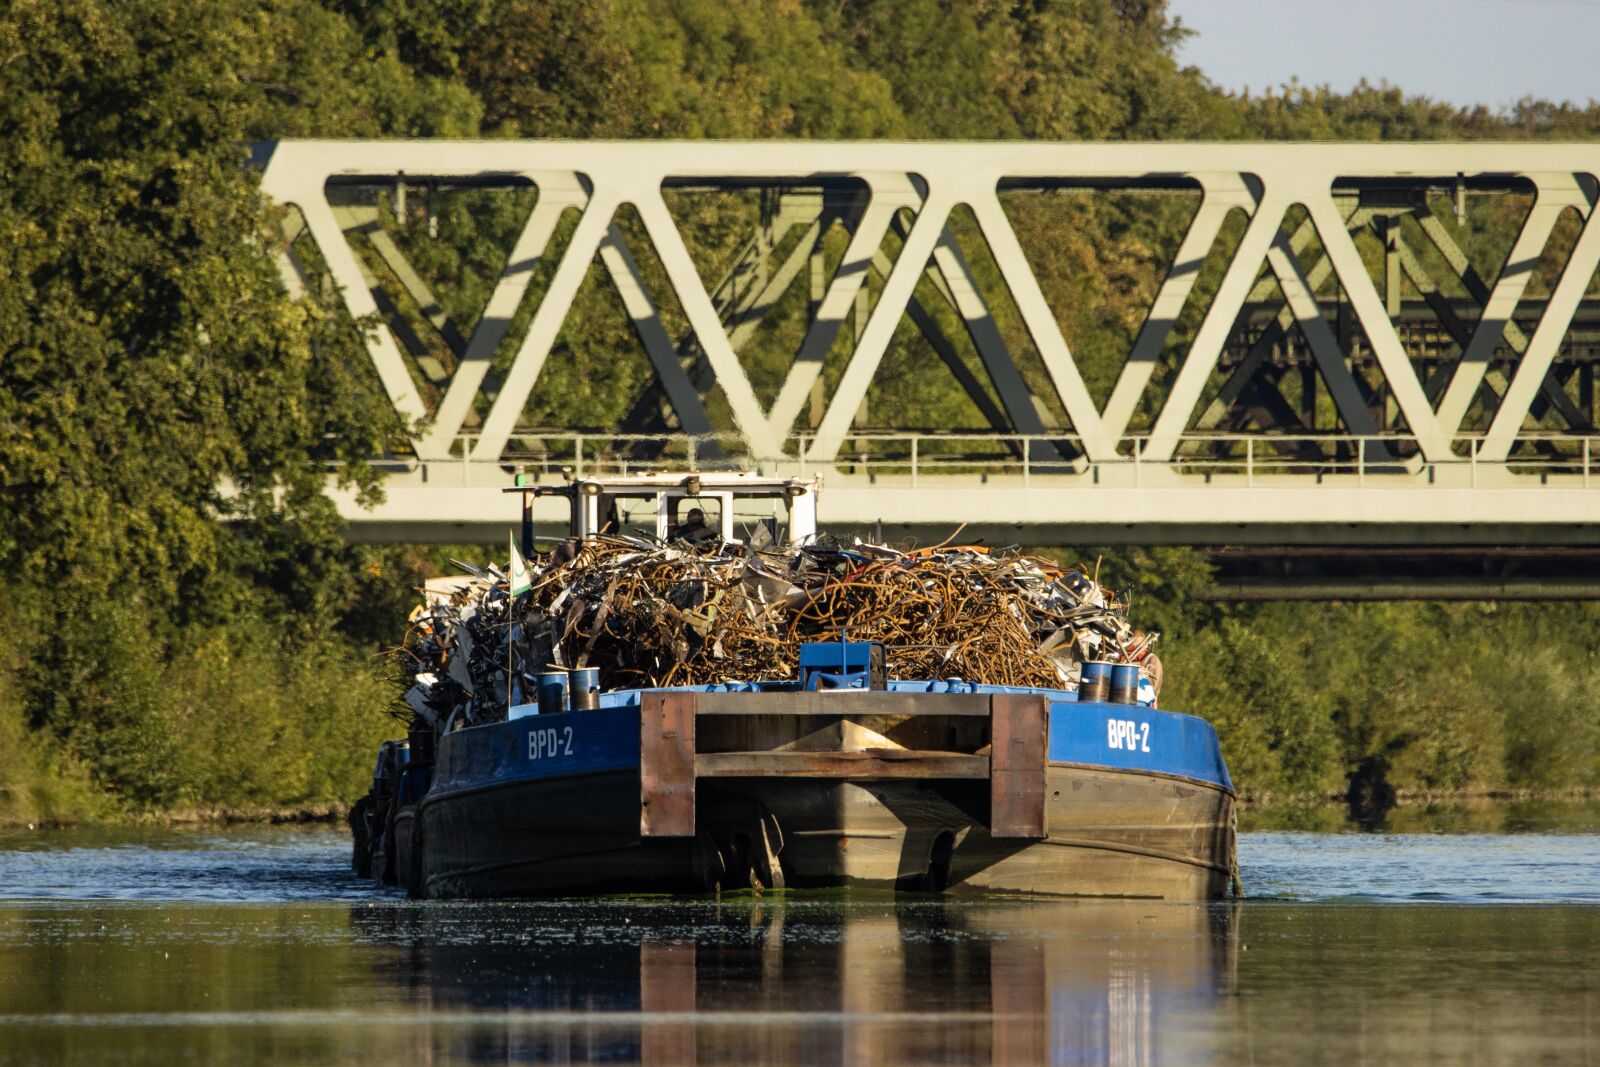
1027, 544, 1600, 800
4, 0, 1600, 820
0, 586, 397, 813
155, 618, 398, 808
0, 600, 104, 825
811, 0, 1219, 139
0, 0, 411, 607
1158, 596, 1600, 799
1163, 617, 1344, 797
612, 0, 904, 139
0, 0, 448, 816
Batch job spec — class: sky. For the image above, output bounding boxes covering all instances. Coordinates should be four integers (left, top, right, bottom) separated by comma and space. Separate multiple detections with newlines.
1166, 0, 1600, 110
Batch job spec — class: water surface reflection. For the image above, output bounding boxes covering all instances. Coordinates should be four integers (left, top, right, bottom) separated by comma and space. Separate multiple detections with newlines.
338, 898, 1237, 1065
0, 824, 1596, 1065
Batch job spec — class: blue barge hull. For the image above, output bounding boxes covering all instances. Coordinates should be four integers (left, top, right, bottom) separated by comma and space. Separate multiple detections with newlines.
384, 681, 1236, 901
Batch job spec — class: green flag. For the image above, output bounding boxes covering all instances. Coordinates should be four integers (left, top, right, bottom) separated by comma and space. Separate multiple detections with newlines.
508, 534, 532, 597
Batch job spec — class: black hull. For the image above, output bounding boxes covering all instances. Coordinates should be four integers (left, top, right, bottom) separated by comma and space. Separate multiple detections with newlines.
417, 771, 711, 898
412, 764, 1235, 900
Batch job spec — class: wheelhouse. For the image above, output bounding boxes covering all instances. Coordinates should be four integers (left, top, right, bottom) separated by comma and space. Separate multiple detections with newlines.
506, 472, 818, 549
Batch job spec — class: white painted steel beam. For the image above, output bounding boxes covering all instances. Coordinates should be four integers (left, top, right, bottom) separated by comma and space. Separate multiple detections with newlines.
327, 472, 1600, 547
765, 179, 920, 442
1100, 174, 1259, 441
807, 189, 957, 461
256, 140, 1600, 524
1431, 176, 1588, 437
1264, 225, 1388, 450
595, 222, 715, 436
422, 175, 587, 458
1146, 190, 1289, 461
923, 221, 1058, 452
1483, 190, 1600, 461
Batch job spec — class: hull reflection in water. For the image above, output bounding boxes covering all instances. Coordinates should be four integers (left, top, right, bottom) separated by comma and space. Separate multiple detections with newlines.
348, 899, 1237, 1065
5, 825, 1598, 1065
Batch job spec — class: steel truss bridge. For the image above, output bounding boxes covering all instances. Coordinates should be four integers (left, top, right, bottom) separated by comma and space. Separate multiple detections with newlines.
258, 141, 1600, 596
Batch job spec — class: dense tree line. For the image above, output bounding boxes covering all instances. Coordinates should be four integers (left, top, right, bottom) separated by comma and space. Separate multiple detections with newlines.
2, 0, 1597, 822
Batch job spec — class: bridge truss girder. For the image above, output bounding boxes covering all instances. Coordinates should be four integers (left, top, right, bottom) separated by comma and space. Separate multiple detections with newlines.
259, 140, 1600, 504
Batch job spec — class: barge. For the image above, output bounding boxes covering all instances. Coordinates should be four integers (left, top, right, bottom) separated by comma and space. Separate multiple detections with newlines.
353, 474, 1237, 900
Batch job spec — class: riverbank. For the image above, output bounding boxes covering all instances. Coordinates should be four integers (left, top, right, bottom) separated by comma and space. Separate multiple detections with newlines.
0, 799, 348, 833
8, 788, 1596, 835
6, 557, 1598, 834
1239, 785, 1600, 807
0, 606, 402, 833
1239, 793, 1600, 833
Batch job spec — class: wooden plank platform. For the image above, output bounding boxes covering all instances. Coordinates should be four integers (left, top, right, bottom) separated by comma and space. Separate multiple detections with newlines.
695, 750, 988, 779
640, 691, 1047, 838
689, 692, 993, 717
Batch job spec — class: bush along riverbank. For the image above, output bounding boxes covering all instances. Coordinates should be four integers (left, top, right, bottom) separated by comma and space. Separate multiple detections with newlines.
1081, 548, 1600, 814
1163, 600, 1600, 806
0, 607, 399, 829
0, 541, 440, 829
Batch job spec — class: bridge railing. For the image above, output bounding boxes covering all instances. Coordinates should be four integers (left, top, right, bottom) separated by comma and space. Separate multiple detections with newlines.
398, 431, 1600, 487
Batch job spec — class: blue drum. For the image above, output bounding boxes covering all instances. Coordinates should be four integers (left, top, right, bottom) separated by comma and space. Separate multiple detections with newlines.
537, 670, 569, 714
1079, 660, 1113, 703
1109, 663, 1141, 705
569, 666, 601, 710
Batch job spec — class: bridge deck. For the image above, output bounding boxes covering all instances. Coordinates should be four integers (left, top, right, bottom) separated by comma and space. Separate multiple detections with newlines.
331, 461, 1600, 548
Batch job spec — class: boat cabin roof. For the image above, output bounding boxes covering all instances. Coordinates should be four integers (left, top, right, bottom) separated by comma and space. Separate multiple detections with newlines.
556, 472, 814, 496
505, 471, 819, 545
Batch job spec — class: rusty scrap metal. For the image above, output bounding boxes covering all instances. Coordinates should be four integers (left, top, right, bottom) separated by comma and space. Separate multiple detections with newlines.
395, 538, 1159, 726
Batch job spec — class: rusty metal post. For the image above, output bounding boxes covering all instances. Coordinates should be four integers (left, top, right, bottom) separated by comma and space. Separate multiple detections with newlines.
640, 691, 696, 837
989, 694, 1048, 839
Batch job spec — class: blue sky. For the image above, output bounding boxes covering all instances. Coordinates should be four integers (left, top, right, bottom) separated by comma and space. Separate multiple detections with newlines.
1166, 0, 1600, 110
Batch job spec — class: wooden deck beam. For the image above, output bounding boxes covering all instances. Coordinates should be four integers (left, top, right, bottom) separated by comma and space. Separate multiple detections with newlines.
689, 692, 992, 716
641, 691, 1049, 838
695, 750, 988, 779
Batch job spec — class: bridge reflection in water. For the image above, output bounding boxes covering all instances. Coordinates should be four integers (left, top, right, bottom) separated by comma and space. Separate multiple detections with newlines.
350, 899, 1237, 1066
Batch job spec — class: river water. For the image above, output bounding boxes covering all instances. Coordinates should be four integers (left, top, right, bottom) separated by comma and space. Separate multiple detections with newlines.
0, 808, 1595, 1066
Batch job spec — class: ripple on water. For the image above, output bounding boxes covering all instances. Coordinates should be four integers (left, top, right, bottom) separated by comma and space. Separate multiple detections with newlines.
0, 822, 1596, 904
1238, 830, 1600, 903
0, 823, 1596, 1066
0, 826, 401, 903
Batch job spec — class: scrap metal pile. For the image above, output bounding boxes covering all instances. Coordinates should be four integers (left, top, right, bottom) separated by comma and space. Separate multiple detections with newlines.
396, 538, 1159, 727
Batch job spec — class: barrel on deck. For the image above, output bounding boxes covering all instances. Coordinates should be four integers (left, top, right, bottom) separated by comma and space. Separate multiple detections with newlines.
538, 671, 569, 714
1079, 661, 1112, 702
570, 667, 601, 711
1109, 663, 1140, 704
